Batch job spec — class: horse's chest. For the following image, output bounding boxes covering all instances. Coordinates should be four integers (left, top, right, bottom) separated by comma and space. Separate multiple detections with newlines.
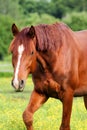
33, 73, 58, 98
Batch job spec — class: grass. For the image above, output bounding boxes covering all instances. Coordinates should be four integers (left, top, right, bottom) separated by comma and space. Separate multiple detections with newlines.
0, 61, 13, 73
0, 77, 87, 130
0, 61, 13, 77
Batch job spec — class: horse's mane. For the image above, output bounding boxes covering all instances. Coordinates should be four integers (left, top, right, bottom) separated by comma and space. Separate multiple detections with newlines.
34, 23, 62, 51
9, 22, 76, 53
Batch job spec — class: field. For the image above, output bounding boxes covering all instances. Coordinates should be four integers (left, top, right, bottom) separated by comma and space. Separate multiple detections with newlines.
0, 76, 87, 130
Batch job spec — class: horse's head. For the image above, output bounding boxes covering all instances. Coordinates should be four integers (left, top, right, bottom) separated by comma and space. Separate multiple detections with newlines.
10, 24, 37, 91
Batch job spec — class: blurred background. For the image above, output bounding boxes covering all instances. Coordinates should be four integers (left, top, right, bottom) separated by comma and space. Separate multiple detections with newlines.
1, 0, 87, 76
0, 1, 87, 130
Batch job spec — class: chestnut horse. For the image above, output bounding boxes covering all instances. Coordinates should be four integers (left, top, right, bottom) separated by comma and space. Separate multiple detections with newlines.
9, 22, 87, 130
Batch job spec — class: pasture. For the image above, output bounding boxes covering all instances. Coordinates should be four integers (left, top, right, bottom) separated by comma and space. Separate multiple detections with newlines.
0, 76, 87, 130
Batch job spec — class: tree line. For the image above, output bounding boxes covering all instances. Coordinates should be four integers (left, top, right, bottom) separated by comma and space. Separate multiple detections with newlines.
0, 0, 87, 60
1, 0, 87, 19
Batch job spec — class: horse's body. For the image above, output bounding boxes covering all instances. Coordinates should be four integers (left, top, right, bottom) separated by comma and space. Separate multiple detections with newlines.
74, 30, 87, 96
9, 22, 87, 130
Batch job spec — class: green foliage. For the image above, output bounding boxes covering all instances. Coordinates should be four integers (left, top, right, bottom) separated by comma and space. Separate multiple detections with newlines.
20, 13, 59, 26
19, 0, 51, 16
0, 14, 14, 60
48, 0, 66, 18
63, 12, 87, 31
63, 0, 87, 12
0, 0, 87, 60
51, 0, 87, 18
19, 0, 87, 18
0, 0, 21, 19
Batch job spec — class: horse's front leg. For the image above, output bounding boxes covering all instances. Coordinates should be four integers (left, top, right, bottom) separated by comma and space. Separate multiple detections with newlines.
60, 88, 74, 130
23, 90, 48, 130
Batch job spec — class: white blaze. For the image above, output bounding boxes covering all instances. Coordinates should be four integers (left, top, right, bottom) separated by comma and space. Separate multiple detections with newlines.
13, 44, 24, 89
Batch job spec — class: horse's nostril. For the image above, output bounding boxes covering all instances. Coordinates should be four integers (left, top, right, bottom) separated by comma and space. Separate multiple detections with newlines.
19, 80, 25, 90
20, 80, 24, 86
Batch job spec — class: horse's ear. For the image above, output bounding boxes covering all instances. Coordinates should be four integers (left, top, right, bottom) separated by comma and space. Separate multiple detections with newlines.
12, 23, 19, 36
27, 26, 35, 38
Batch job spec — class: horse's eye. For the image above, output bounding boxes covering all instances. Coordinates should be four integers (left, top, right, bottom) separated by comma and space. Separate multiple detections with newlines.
31, 51, 34, 55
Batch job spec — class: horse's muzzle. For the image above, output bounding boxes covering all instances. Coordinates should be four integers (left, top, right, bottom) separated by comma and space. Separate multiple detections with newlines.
11, 79, 25, 92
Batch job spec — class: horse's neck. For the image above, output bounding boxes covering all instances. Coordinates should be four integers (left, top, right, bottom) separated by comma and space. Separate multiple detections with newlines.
37, 51, 56, 70
36, 52, 48, 72
32, 50, 55, 76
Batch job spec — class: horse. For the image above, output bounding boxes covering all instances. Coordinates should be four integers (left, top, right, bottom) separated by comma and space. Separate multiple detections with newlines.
9, 22, 87, 130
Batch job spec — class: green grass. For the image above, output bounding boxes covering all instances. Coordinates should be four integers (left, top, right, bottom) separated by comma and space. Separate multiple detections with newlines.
0, 61, 13, 73
0, 61, 13, 77
0, 77, 87, 130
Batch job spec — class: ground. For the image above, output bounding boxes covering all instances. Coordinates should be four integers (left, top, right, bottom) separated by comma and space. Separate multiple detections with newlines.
0, 77, 87, 130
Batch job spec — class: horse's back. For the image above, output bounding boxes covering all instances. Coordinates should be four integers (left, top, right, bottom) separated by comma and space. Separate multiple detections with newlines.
74, 30, 87, 100
75, 30, 87, 52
